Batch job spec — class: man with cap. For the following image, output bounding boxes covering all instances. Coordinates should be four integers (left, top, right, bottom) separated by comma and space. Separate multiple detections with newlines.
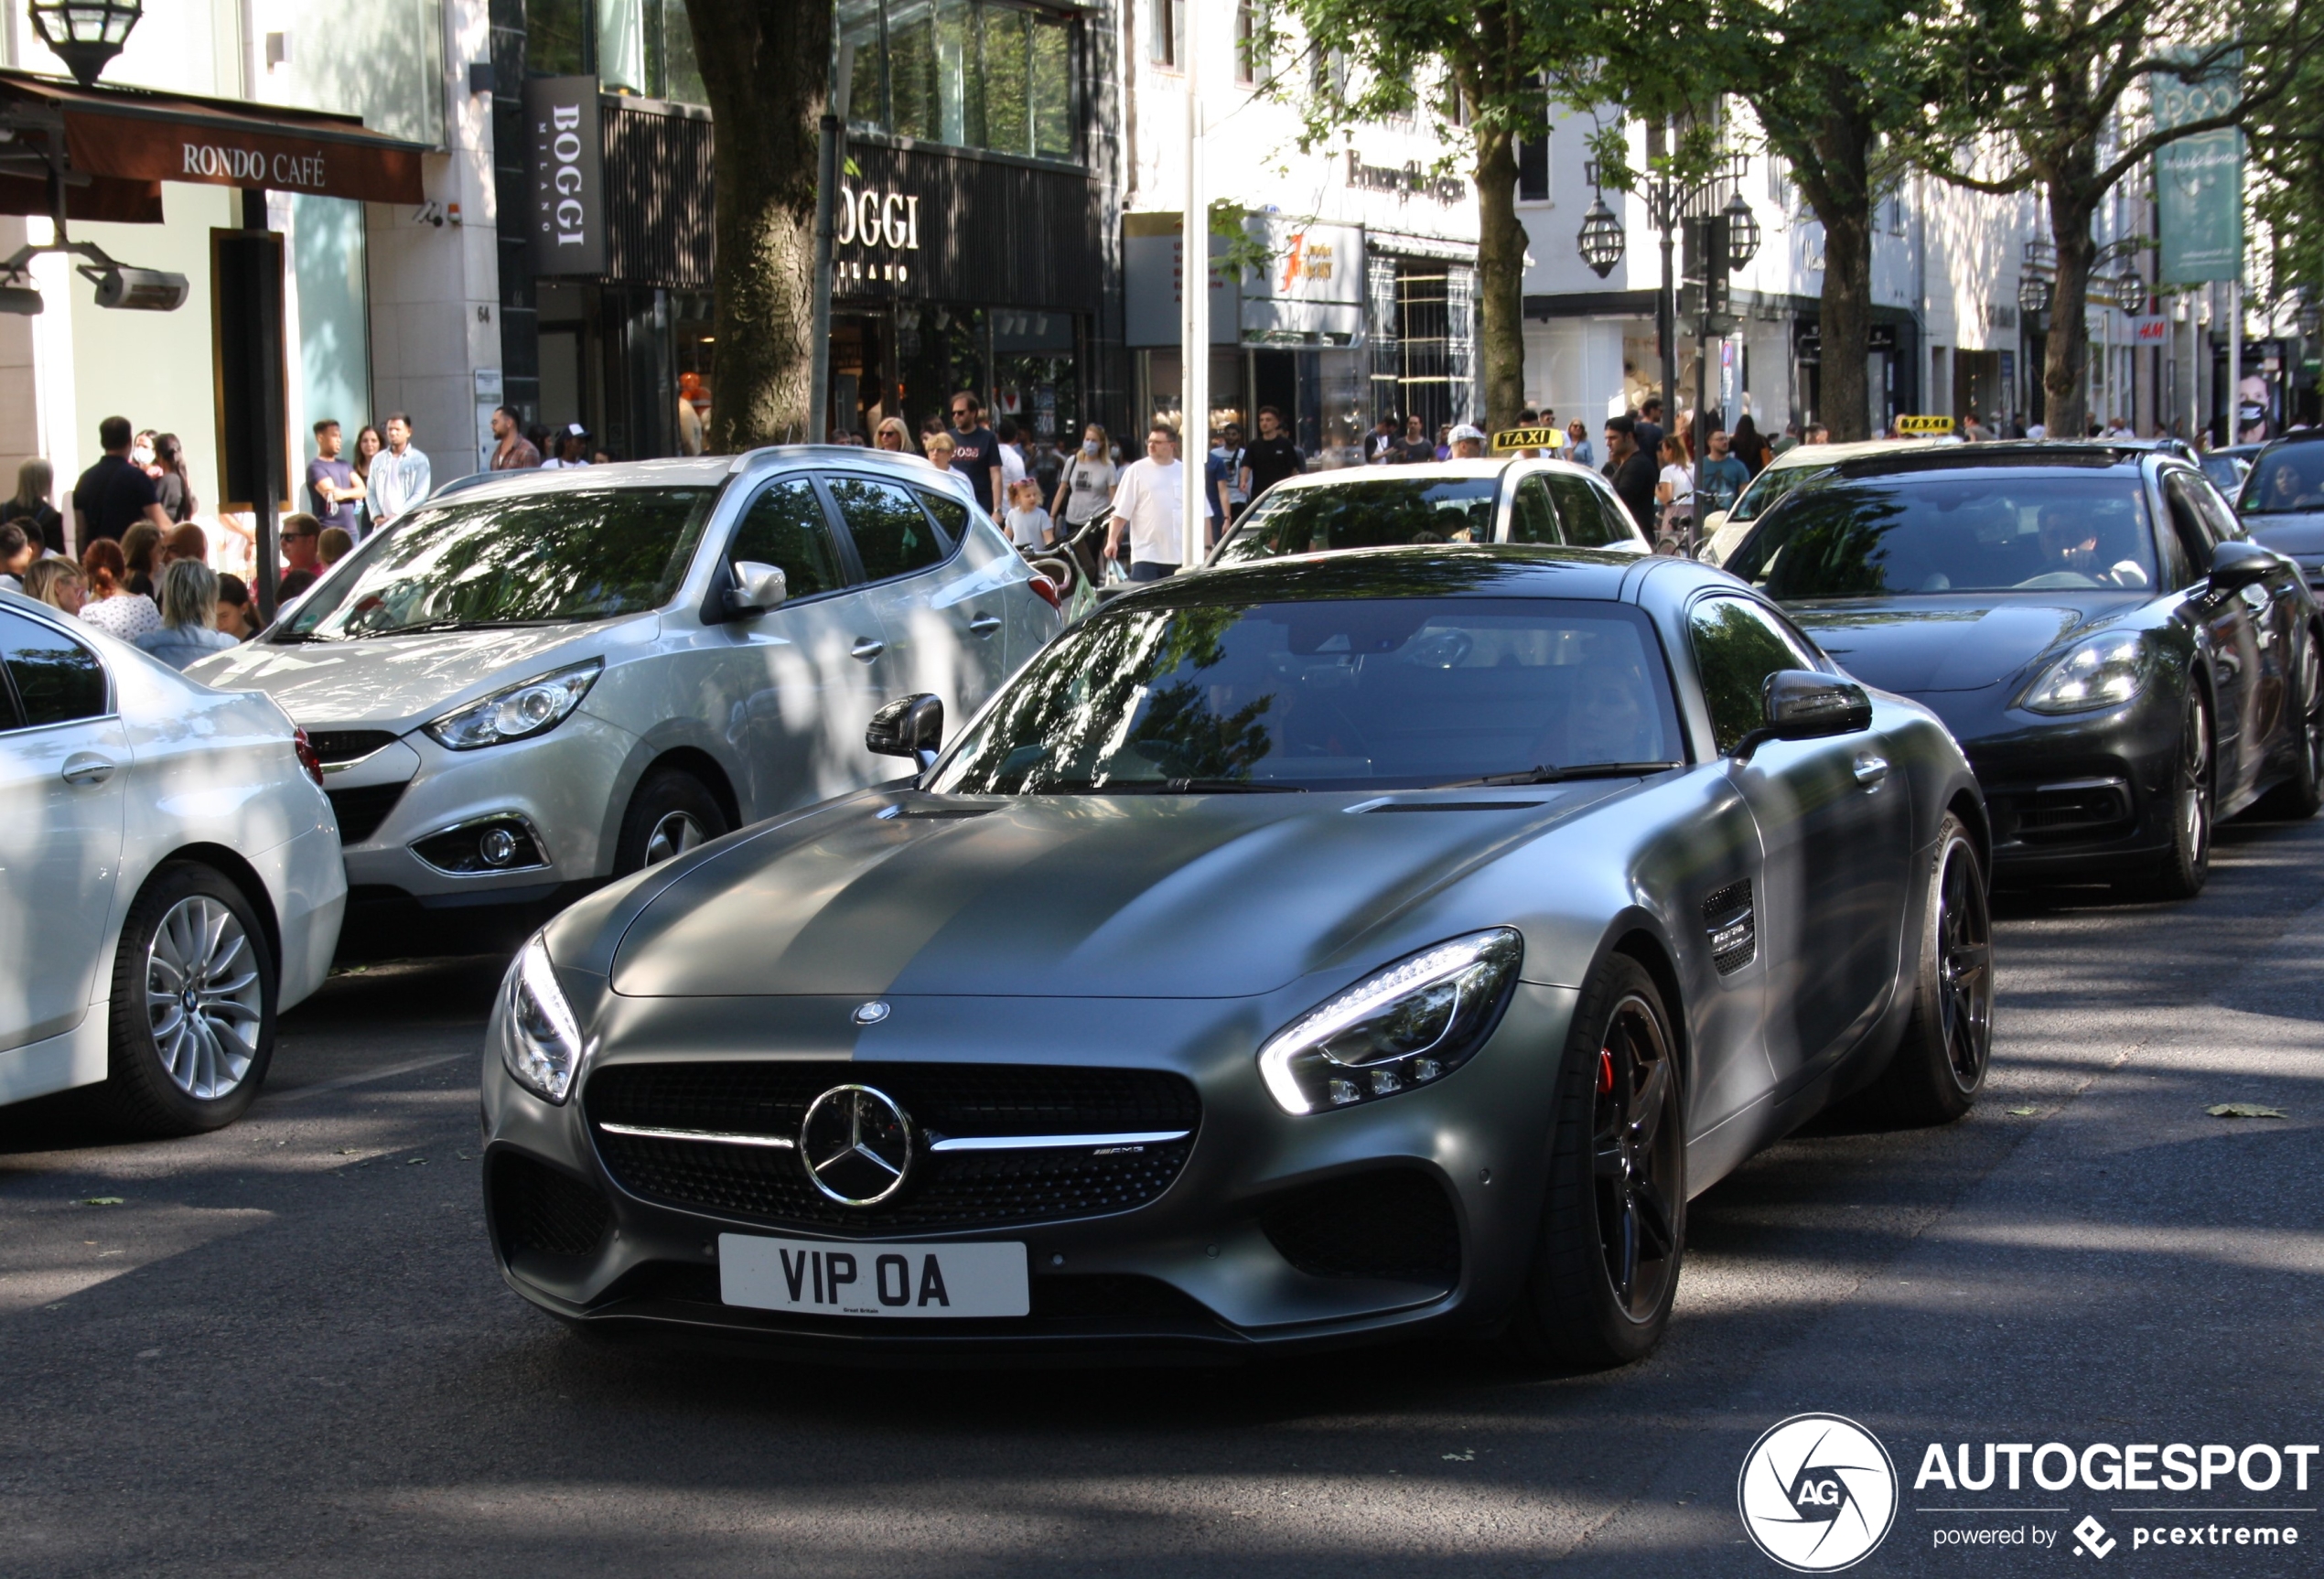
1448, 424, 1487, 460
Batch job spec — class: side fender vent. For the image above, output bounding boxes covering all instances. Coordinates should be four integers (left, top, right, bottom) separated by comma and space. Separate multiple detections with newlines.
1703, 879, 1756, 975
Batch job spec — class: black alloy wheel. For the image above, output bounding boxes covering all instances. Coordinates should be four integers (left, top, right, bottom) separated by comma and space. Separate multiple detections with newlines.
1864, 811, 1992, 1126
2257, 626, 2324, 819
1592, 992, 1684, 1322
2138, 689, 2213, 900
1502, 952, 1684, 1371
614, 768, 730, 876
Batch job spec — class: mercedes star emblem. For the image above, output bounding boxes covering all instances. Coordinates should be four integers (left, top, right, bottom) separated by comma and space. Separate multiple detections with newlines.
853, 1000, 890, 1025
800, 1084, 913, 1206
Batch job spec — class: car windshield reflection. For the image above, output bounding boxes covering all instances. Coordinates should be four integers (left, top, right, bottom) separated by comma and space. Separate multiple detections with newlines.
280, 487, 717, 639
1726, 475, 2160, 596
928, 596, 1684, 793
1214, 478, 1501, 564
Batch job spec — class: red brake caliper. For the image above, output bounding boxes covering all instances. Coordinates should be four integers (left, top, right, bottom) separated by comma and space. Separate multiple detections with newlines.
1598, 1047, 1616, 1096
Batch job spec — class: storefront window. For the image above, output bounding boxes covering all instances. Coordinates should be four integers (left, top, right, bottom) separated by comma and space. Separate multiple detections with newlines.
531, 0, 705, 105
850, 0, 1077, 163
529, 0, 589, 76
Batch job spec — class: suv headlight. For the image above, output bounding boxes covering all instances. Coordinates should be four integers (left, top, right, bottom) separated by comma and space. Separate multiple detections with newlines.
2017, 632, 2150, 714
425, 660, 602, 750
1258, 929, 1522, 1114
501, 934, 586, 1102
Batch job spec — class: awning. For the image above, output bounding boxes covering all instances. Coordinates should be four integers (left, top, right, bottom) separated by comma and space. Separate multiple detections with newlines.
0, 68, 427, 223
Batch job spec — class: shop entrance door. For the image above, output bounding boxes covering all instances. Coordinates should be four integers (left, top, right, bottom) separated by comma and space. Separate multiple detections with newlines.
830, 315, 892, 443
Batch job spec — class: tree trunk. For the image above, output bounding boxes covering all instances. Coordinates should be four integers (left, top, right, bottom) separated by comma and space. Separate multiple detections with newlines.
2040, 165, 2100, 440
1798, 109, 1876, 441
1473, 124, 1528, 431
683, 0, 832, 451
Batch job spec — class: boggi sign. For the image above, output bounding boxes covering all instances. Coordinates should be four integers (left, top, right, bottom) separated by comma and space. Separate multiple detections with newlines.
835, 187, 922, 251
522, 77, 606, 275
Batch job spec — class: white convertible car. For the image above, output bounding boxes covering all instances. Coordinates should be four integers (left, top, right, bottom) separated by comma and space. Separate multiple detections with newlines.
0, 593, 346, 1133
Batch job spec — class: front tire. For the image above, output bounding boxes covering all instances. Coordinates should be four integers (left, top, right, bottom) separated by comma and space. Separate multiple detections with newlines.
613, 768, 729, 875
1502, 953, 1684, 1371
2136, 689, 2213, 900
1862, 811, 1992, 1126
2256, 627, 2324, 820
91, 863, 278, 1136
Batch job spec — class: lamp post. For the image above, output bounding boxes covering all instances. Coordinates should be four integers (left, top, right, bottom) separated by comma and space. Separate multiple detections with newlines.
27, 0, 142, 89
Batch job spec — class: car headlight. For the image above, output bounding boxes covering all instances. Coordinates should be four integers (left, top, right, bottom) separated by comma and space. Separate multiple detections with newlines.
425, 660, 602, 750
501, 933, 586, 1103
1258, 929, 1522, 1115
2017, 632, 2151, 714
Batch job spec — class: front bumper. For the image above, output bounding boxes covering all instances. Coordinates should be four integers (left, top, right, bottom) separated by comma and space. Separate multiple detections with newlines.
480, 982, 1582, 1361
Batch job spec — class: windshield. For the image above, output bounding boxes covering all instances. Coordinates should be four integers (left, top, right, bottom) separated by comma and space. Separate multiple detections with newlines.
1726, 461, 1824, 527
282, 487, 715, 639
2240, 446, 2324, 515
1213, 478, 1500, 565
1725, 473, 2159, 598
928, 596, 1684, 793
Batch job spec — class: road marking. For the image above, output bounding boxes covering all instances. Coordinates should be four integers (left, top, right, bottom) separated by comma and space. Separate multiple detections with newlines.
262, 1052, 466, 1105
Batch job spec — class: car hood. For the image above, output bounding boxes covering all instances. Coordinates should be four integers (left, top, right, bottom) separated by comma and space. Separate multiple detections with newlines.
186, 623, 626, 731
604, 782, 1635, 1000
2245, 513, 2324, 561
1791, 593, 2141, 693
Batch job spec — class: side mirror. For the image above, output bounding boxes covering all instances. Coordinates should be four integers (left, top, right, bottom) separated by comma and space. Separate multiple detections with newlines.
725, 560, 788, 617
866, 693, 944, 772
1734, 669, 1873, 761
2208, 540, 2275, 597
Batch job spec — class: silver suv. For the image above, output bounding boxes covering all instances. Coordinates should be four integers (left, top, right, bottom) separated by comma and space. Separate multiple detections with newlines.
191, 448, 1060, 947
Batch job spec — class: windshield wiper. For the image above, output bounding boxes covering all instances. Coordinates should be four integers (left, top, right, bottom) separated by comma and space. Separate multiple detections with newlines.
347, 618, 567, 639
1034, 778, 1306, 795
1431, 761, 1682, 789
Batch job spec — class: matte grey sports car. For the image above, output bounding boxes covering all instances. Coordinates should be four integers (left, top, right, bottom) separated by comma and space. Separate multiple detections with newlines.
481, 547, 1989, 1367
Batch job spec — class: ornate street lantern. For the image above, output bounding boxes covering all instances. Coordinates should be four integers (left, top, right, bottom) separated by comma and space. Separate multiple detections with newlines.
1577, 195, 1626, 279
2017, 274, 2054, 320
28, 0, 143, 89
1723, 192, 1761, 271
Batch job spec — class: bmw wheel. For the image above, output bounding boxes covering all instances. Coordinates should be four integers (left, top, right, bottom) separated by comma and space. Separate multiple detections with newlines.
1503, 953, 1684, 1371
2256, 626, 2324, 820
1863, 811, 1992, 1126
615, 768, 729, 875
92, 863, 279, 1135
2137, 689, 2213, 900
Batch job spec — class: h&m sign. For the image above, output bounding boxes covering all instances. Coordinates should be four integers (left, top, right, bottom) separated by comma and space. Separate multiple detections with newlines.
524, 77, 606, 276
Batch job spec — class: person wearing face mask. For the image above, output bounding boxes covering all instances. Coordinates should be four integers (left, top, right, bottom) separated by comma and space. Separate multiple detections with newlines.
1050, 423, 1119, 588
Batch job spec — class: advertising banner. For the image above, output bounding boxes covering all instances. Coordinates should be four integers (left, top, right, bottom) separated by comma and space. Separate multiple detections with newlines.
525, 77, 606, 277
2152, 49, 2243, 285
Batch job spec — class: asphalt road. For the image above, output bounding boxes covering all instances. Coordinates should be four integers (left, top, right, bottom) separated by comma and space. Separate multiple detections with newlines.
5, 816, 2321, 1577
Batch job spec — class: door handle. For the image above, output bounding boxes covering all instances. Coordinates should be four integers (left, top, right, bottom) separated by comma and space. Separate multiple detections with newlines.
968, 614, 1004, 636
61, 753, 117, 787
1852, 751, 1890, 788
850, 637, 887, 661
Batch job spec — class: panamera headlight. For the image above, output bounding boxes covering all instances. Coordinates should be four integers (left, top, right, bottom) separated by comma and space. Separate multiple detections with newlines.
2017, 632, 2151, 714
425, 660, 602, 750
501, 934, 586, 1102
1258, 929, 1523, 1115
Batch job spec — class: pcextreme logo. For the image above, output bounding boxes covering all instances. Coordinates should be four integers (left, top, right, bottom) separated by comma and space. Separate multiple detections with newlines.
1738, 1413, 1900, 1572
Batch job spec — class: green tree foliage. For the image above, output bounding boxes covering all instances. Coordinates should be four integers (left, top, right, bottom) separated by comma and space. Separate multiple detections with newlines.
2247, 26, 2324, 303
1259, 0, 1592, 429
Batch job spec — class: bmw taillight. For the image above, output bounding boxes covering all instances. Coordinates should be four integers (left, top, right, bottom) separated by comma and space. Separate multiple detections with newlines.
293, 727, 325, 788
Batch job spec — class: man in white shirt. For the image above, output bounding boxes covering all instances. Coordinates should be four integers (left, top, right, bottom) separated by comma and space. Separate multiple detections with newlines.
1104, 424, 1186, 583
369, 413, 432, 527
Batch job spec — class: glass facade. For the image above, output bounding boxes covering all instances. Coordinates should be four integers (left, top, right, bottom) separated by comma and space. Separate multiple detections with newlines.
845, 0, 1076, 162
526, 0, 705, 103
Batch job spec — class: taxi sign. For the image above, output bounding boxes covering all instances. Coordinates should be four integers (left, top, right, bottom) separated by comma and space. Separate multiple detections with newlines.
1897, 415, 1955, 435
1491, 426, 1563, 453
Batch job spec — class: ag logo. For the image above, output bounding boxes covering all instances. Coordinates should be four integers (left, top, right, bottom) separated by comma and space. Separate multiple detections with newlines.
1737, 1413, 1899, 1572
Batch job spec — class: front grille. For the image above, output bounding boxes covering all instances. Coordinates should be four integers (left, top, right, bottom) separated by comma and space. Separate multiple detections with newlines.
1995, 779, 2132, 842
1261, 1169, 1460, 1286
306, 728, 398, 765
587, 1061, 1200, 1232
490, 1151, 611, 1259
326, 780, 410, 843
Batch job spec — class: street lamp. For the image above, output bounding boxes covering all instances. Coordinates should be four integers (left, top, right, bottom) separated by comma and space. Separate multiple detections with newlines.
1723, 192, 1761, 271
1577, 195, 1625, 279
2017, 274, 2053, 321
28, 0, 142, 89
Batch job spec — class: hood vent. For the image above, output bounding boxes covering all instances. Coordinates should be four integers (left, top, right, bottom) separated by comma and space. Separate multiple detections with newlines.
1356, 800, 1546, 813
878, 803, 1000, 822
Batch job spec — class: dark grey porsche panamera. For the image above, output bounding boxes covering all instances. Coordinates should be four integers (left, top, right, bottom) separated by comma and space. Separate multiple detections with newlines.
481, 547, 1989, 1368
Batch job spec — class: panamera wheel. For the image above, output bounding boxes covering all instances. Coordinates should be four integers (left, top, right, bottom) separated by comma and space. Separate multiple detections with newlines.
2140, 690, 2213, 900
1505, 952, 1684, 1371
93, 863, 278, 1136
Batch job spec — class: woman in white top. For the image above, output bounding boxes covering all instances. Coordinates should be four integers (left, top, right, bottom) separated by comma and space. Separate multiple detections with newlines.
1049, 424, 1119, 588
76, 537, 163, 641
1653, 434, 1695, 542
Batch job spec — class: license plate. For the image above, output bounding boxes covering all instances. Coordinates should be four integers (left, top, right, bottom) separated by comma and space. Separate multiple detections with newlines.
717, 1232, 1028, 1319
